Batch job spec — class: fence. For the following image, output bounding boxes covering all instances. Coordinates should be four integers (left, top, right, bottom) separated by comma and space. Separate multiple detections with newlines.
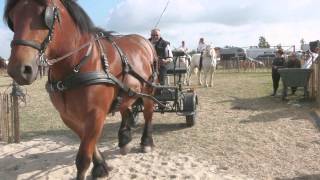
218, 57, 273, 72
0, 83, 21, 143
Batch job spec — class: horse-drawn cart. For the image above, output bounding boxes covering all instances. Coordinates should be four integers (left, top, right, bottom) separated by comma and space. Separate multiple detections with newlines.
131, 51, 198, 127
278, 68, 313, 100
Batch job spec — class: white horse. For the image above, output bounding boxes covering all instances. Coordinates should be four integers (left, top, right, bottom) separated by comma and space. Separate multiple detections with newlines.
187, 45, 217, 87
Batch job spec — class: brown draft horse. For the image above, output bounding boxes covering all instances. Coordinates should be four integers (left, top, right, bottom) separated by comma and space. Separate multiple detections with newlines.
5, 0, 158, 179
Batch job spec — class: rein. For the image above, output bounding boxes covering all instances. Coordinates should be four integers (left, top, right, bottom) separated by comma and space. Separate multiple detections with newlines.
46, 39, 93, 65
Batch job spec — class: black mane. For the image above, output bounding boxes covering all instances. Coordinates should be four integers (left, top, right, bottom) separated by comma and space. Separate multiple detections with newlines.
3, 0, 102, 34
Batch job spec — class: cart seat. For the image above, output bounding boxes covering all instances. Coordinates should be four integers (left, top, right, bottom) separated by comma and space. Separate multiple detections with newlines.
167, 67, 187, 74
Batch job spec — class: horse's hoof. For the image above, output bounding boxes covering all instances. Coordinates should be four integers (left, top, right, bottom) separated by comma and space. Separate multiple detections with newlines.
120, 143, 132, 155
91, 163, 112, 179
141, 146, 153, 153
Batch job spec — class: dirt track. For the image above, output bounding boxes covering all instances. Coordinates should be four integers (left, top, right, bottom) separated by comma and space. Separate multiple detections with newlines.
122, 72, 320, 180
2, 71, 320, 179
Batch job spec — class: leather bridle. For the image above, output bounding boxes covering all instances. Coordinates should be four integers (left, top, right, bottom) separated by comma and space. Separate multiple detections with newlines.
10, 3, 62, 66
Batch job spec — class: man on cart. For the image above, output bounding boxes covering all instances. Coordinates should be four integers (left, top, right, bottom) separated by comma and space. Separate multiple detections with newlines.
149, 28, 173, 85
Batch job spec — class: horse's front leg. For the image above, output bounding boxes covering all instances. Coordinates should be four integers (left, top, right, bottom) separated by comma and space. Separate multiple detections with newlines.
209, 67, 214, 87
186, 66, 193, 86
91, 146, 112, 178
75, 112, 106, 180
183, 67, 190, 85
141, 87, 155, 153
204, 70, 209, 87
197, 69, 202, 85
183, 73, 187, 85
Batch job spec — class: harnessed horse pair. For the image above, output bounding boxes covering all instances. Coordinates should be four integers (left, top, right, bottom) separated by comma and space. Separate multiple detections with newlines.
5, 0, 166, 179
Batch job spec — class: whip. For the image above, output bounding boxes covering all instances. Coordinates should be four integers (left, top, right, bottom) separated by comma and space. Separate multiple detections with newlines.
154, 0, 170, 28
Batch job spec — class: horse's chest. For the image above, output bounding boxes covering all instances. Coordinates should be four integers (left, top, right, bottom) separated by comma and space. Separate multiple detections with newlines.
49, 92, 67, 114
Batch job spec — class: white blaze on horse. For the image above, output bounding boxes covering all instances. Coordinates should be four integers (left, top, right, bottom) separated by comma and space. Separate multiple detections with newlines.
187, 45, 218, 87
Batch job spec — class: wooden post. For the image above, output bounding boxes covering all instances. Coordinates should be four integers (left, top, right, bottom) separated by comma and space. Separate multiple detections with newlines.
5, 94, 11, 143
237, 56, 240, 73
0, 93, 2, 141
12, 95, 20, 143
11, 81, 21, 143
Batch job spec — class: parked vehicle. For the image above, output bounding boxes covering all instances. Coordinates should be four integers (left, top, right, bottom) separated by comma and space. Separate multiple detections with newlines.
219, 47, 246, 60
246, 47, 276, 59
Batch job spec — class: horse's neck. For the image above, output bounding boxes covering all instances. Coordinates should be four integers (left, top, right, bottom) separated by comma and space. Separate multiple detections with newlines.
49, 34, 97, 79
203, 52, 217, 65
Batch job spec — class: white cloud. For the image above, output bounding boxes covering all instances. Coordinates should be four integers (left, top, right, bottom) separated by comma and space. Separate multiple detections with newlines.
106, 0, 320, 50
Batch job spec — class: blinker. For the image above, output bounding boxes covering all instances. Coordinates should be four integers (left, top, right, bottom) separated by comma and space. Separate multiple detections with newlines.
8, 5, 60, 32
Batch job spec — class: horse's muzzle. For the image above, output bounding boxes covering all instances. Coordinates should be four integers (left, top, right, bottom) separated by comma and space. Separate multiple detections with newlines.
7, 62, 38, 85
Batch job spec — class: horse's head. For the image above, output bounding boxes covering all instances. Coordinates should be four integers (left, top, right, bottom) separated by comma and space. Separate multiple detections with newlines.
4, 0, 57, 84
204, 45, 215, 58
4, 0, 91, 85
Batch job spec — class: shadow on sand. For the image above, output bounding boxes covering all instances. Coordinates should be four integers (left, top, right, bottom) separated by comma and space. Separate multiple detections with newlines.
275, 174, 320, 180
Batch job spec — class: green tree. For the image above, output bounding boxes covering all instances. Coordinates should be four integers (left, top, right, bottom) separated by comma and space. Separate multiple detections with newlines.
258, 36, 270, 48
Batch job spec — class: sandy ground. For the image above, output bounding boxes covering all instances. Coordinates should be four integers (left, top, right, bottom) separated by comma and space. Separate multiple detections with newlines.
1, 72, 320, 180
0, 136, 251, 180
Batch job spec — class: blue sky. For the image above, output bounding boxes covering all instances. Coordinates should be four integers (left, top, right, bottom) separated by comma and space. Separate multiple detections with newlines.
0, 0, 119, 27
0, 0, 319, 59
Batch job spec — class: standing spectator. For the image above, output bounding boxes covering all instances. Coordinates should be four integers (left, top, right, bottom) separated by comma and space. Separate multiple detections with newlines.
271, 49, 285, 96
286, 53, 301, 95
149, 28, 173, 85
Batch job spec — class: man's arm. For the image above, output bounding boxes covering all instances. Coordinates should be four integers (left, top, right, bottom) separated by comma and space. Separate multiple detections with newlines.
161, 44, 173, 64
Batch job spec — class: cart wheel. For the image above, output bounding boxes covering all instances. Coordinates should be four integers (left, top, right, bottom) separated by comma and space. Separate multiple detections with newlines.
183, 93, 198, 127
186, 114, 196, 127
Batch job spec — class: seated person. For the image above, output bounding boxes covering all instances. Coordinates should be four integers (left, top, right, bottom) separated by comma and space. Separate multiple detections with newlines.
149, 28, 173, 85
197, 38, 207, 70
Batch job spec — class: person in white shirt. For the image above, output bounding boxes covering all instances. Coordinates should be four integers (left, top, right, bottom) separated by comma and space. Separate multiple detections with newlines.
196, 38, 207, 70
197, 38, 206, 53
178, 41, 188, 52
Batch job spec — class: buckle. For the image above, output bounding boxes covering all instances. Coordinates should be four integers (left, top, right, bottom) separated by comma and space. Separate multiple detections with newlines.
56, 81, 65, 91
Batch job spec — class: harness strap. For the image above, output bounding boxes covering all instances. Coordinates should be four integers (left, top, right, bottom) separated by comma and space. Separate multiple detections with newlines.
106, 37, 130, 74
46, 72, 116, 92
11, 39, 42, 50
73, 43, 93, 72
104, 36, 156, 86
96, 38, 109, 71
46, 71, 165, 107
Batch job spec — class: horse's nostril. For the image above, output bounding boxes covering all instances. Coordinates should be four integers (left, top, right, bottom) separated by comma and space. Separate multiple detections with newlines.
22, 65, 32, 75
